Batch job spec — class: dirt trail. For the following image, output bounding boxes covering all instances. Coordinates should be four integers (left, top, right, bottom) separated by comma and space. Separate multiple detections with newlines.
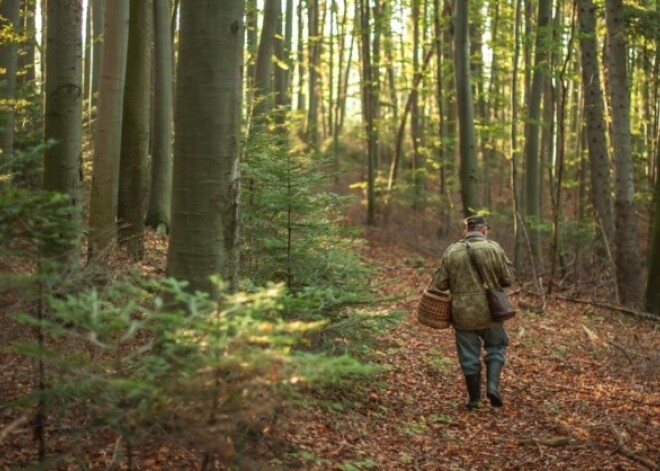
273, 234, 660, 471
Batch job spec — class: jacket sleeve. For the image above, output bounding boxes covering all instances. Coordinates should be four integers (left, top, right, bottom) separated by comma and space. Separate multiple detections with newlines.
433, 247, 452, 291
497, 249, 515, 288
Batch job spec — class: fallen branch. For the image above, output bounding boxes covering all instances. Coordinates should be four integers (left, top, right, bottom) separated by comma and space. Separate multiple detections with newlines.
610, 424, 659, 470
0, 415, 28, 444
518, 289, 659, 322
519, 436, 570, 447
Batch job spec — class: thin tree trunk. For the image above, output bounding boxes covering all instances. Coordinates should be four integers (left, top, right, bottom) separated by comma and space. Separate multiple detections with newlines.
146, 0, 174, 232
453, 0, 480, 216
253, 0, 281, 118
118, 0, 153, 260
511, 0, 524, 271
645, 125, 660, 314
0, 0, 20, 160
88, 0, 130, 259
306, 0, 320, 149
577, 0, 615, 247
523, 0, 552, 271
90, 0, 104, 117
605, 0, 644, 305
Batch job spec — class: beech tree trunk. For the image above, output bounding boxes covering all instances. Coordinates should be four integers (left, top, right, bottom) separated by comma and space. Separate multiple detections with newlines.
523, 0, 551, 271
166, 0, 245, 296
118, 0, 153, 260
146, 0, 174, 232
0, 0, 20, 160
453, 0, 480, 216
605, 0, 644, 306
42, 0, 83, 265
88, 0, 130, 259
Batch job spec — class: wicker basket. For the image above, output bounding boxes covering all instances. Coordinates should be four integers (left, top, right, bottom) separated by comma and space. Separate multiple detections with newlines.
417, 288, 452, 329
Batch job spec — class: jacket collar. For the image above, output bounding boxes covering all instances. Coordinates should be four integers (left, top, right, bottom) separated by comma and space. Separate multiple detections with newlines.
465, 231, 486, 240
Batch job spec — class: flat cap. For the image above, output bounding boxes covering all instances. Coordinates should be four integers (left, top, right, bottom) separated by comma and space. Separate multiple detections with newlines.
464, 215, 490, 229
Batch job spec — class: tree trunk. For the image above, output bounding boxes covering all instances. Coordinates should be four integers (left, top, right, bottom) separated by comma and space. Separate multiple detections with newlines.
90, 0, 104, 115
306, 0, 320, 149
411, 0, 424, 205
523, 0, 551, 271
646, 127, 660, 314
88, 0, 130, 259
510, 0, 524, 271
146, 0, 174, 232
253, 0, 281, 117
118, 0, 153, 260
358, 0, 377, 225
274, 0, 293, 112
453, 0, 480, 216
42, 0, 83, 266
166, 0, 245, 296
577, 0, 615, 247
605, 0, 644, 306
19, 0, 37, 85
0, 0, 20, 159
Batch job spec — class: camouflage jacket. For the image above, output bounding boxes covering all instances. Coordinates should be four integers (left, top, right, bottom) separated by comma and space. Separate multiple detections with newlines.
433, 233, 515, 330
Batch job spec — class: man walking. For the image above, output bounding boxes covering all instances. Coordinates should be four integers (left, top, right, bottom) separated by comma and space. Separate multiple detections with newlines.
433, 215, 515, 409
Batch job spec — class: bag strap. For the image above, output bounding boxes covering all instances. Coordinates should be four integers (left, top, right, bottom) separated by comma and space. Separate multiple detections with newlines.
464, 241, 489, 289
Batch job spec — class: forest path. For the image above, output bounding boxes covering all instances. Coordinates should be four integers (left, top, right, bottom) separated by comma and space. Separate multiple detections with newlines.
272, 228, 660, 471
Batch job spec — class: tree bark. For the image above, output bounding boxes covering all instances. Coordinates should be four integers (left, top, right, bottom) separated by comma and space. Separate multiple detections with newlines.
523, 0, 551, 271
166, 0, 245, 296
605, 0, 644, 306
453, 0, 480, 216
306, 0, 320, 149
146, 0, 174, 232
253, 0, 281, 117
42, 0, 84, 266
358, 0, 378, 225
645, 126, 660, 314
118, 0, 153, 260
576, 0, 615, 247
90, 0, 104, 116
0, 0, 20, 159
88, 0, 130, 259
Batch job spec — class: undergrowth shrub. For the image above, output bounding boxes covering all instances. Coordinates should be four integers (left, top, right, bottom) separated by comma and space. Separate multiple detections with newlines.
242, 120, 401, 355
10, 275, 376, 466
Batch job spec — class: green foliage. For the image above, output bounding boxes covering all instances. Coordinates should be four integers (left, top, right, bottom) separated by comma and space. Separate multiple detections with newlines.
242, 121, 399, 354
9, 275, 375, 457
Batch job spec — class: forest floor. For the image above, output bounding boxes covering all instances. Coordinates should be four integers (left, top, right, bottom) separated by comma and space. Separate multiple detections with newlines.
1, 219, 659, 470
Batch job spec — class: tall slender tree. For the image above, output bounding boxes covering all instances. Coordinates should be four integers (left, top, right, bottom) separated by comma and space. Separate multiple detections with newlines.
118, 0, 153, 260
0, 0, 20, 160
453, 0, 480, 216
146, 0, 174, 233
357, 0, 378, 225
88, 0, 130, 259
89, 0, 104, 116
42, 0, 83, 265
577, 0, 615, 249
604, 0, 644, 305
306, 0, 320, 149
646, 130, 660, 314
166, 0, 245, 296
523, 0, 552, 270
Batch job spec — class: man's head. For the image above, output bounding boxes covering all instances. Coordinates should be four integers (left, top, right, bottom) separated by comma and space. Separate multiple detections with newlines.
464, 215, 490, 233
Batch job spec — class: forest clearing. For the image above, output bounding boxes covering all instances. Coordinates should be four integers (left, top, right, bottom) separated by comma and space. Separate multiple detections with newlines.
1, 0, 659, 469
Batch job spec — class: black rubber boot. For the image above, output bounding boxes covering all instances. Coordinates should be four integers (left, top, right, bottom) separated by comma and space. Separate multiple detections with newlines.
486, 362, 504, 407
464, 373, 482, 410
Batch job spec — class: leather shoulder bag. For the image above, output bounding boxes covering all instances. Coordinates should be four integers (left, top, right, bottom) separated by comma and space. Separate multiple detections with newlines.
464, 241, 516, 322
